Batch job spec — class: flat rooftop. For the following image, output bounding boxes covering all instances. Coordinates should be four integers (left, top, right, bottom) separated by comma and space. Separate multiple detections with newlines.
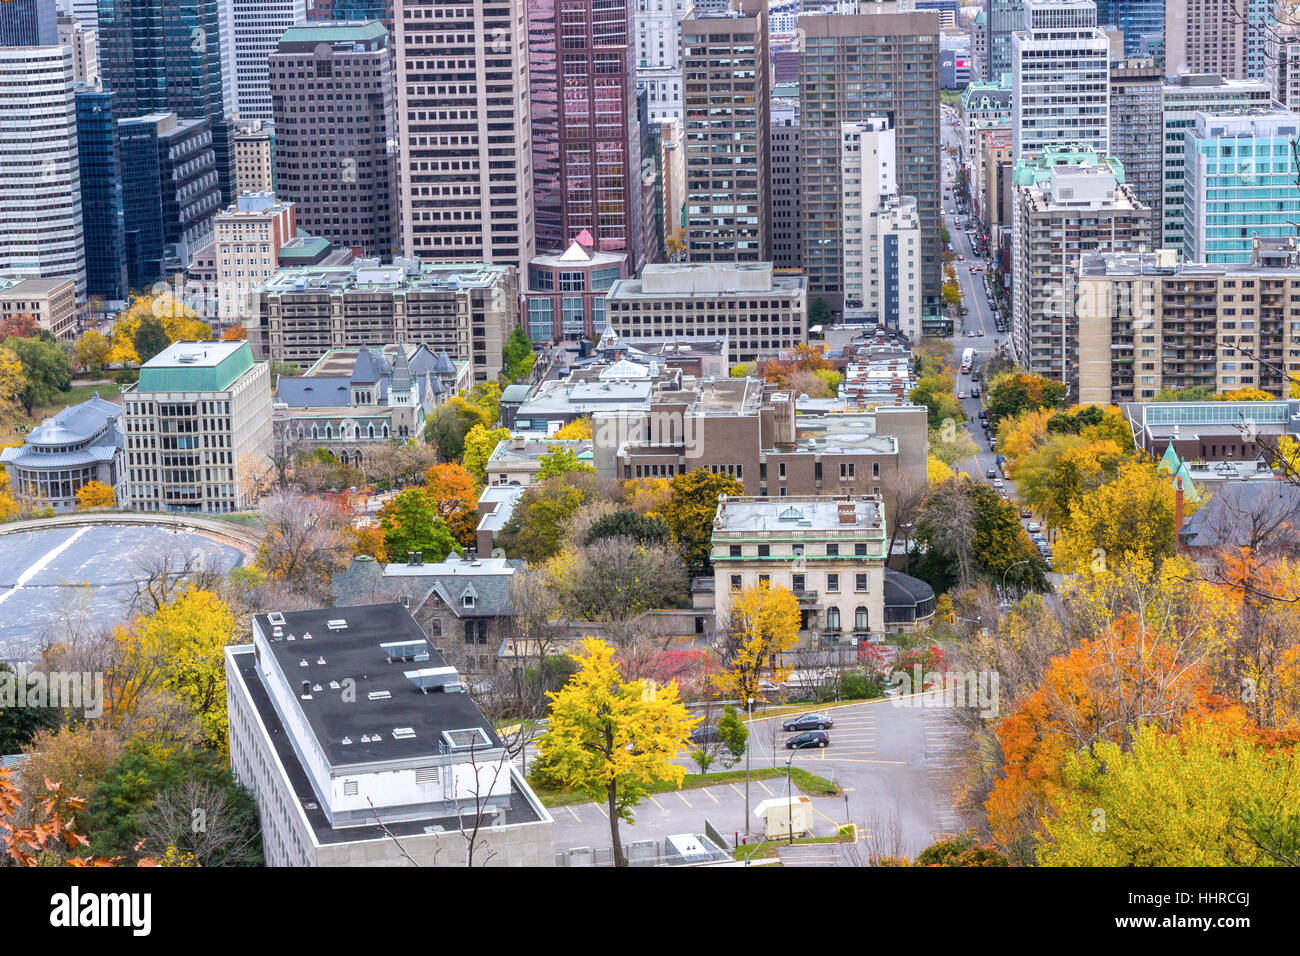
251, 603, 502, 769
712, 495, 885, 534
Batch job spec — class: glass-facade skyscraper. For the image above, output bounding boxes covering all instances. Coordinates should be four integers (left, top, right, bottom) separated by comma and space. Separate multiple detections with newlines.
75, 88, 129, 302
1094, 1, 1163, 58
97, 0, 234, 203
984, 0, 1023, 79
0, 0, 58, 46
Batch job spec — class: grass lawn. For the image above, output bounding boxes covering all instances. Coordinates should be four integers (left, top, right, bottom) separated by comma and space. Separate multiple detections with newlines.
4, 381, 122, 434
530, 766, 841, 809
207, 512, 263, 527
733, 826, 857, 862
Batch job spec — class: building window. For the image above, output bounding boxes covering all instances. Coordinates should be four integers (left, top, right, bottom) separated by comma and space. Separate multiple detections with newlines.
826, 607, 841, 631
855, 606, 869, 631
856, 573, 868, 591
826, 544, 839, 557
793, 573, 805, 592
757, 544, 770, 557
855, 543, 867, 556
758, 573, 770, 587
730, 574, 742, 592
826, 573, 839, 592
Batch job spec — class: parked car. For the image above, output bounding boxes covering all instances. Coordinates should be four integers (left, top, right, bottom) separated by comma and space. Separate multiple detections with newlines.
971, 386, 981, 398
993, 478, 1005, 489
786, 730, 831, 750
690, 724, 721, 745
958, 390, 968, 399
1020, 507, 1032, 518
783, 713, 834, 732
979, 410, 989, 421
986, 468, 997, 479
1027, 521, 1041, 533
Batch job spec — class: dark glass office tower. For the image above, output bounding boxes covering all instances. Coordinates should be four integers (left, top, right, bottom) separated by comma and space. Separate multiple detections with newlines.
1094, 0, 1163, 58
117, 118, 165, 289
97, 0, 234, 203
0, 0, 58, 46
984, 0, 1023, 79
307, 0, 393, 32
75, 88, 129, 301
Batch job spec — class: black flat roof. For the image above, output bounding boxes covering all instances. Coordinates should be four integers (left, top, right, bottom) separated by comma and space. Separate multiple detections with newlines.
230, 648, 543, 845
253, 603, 501, 768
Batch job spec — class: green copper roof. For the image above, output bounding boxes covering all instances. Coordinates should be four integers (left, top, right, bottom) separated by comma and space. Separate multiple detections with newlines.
278, 21, 389, 46
974, 9, 986, 23
1171, 461, 1202, 503
1012, 147, 1126, 186
136, 342, 256, 394
1158, 440, 1180, 474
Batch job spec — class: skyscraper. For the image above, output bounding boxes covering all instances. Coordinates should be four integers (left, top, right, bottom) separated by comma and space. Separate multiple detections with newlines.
634, 0, 689, 121
681, 0, 770, 263
230, 0, 307, 124
117, 116, 165, 289
306, 0, 392, 31
799, 11, 941, 312
528, 0, 644, 270
1164, 0, 1252, 79
1011, 0, 1110, 161
97, 0, 236, 203
984, 0, 1023, 79
394, 0, 535, 270
0, 0, 58, 46
1108, 57, 1162, 218
75, 87, 129, 301
270, 21, 396, 258
1092, 0, 1162, 57
0, 46, 85, 296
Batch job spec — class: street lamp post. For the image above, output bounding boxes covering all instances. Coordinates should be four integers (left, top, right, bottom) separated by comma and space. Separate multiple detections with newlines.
785, 740, 812, 846
744, 697, 754, 836
1002, 558, 1031, 595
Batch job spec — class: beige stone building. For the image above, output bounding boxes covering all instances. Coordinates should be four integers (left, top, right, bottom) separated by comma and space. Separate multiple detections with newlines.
232, 127, 274, 195
57, 15, 97, 85
394, 0, 535, 272
1076, 241, 1300, 404
215, 193, 296, 324
122, 341, 272, 514
1165, 0, 1250, 80
0, 277, 77, 340
980, 131, 1014, 236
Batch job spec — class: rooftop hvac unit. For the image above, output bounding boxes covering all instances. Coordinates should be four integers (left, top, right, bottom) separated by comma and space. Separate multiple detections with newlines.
404, 666, 461, 694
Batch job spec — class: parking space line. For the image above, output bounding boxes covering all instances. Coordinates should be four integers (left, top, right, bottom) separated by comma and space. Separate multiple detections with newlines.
566, 806, 582, 822
675, 791, 692, 808
592, 802, 608, 818
703, 787, 720, 804
757, 780, 774, 796
648, 795, 665, 810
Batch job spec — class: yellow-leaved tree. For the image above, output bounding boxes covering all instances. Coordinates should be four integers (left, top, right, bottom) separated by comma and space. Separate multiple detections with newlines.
712, 581, 801, 703
462, 424, 511, 485
551, 416, 593, 440
114, 588, 241, 750
536, 638, 697, 866
927, 454, 954, 487
75, 480, 117, 510
1054, 459, 1187, 574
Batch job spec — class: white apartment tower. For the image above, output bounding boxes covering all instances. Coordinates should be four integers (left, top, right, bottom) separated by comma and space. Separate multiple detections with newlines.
841, 119, 921, 340
0, 46, 85, 297
230, 0, 308, 124
215, 192, 297, 323
1010, 0, 1110, 160
394, 0, 535, 272
635, 0, 689, 121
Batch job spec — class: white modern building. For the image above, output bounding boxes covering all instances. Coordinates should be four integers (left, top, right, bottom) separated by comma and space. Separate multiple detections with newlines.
122, 341, 273, 514
230, 0, 307, 124
225, 603, 554, 866
57, 13, 97, 84
214, 192, 297, 322
0, 46, 85, 297
840, 119, 922, 341
1160, 73, 1276, 251
1010, 0, 1110, 160
635, 0, 689, 121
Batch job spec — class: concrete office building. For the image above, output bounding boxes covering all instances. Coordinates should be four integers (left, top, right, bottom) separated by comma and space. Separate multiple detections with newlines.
1108, 57, 1163, 216
840, 120, 922, 341
270, 21, 396, 259
1181, 109, 1300, 265
1010, 0, 1110, 161
0, 277, 77, 341
940, 31, 972, 88
635, 0, 689, 121
233, 126, 275, 195
1076, 242, 1300, 404
251, 259, 519, 381
524, 238, 628, 343
57, 14, 97, 83
0, 46, 84, 297
658, 117, 687, 253
215, 192, 297, 323
1160, 73, 1275, 252
980, 130, 1015, 239
771, 99, 802, 271
604, 262, 806, 363
394, 0, 535, 272
528, 0, 645, 271
1010, 148, 1150, 388
1165, 0, 1251, 80
971, 9, 988, 79
681, 1, 770, 263
122, 341, 272, 514
799, 11, 941, 311
225, 604, 553, 866
57, 0, 98, 33
1266, 11, 1300, 110
230, 0, 307, 124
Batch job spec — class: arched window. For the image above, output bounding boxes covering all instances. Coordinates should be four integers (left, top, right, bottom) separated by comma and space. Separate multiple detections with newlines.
367, 424, 375, 439
855, 606, 869, 631
826, 607, 840, 631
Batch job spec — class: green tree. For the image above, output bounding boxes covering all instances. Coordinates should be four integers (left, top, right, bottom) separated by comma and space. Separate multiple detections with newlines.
132, 316, 170, 364
463, 424, 511, 484
716, 704, 748, 762
497, 473, 596, 563
536, 638, 696, 866
378, 488, 462, 562
661, 468, 747, 577
269, 360, 301, 387
584, 509, 671, 547
985, 371, 1068, 422
425, 397, 490, 462
84, 742, 262, 866
808, 297, 831, 328
909, 376, 964, 430
502, 325, 536, 382
536, 445, 595, 480
0, 663, 61, 753
5, 335, 71, 415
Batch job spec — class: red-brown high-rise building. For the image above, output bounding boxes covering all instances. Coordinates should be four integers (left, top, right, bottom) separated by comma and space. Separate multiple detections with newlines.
527, 0, 645, 272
